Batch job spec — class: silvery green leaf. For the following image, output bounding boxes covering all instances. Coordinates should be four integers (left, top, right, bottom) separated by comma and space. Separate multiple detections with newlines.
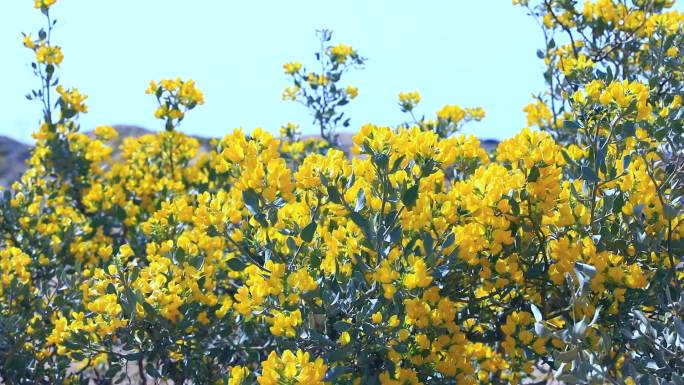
534, 322, 548, 337
531, 303, 543, 322
664, 203, 679, 220
575, 262, 597, 278
675, 318, 684, 344
557, 374, 582, 384
355, 188, 366, 212
573, 318, 587, 337
589, 306, 602, 326
556, 348, 578, 363
554, 363, 566, 379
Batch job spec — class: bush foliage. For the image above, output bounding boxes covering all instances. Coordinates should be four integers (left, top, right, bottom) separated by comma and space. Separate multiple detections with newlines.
1, 0, 683, 384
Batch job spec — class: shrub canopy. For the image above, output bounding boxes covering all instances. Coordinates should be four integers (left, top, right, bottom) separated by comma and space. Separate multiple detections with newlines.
1, 1, 683, 384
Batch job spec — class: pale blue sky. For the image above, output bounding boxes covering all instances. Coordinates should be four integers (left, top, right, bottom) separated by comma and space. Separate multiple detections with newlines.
2, 1, 551, 143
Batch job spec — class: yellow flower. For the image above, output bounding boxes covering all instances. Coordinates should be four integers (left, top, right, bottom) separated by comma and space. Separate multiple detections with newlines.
36, 44, 64, 66
145, 80, 158, 94
398, 91, 421, 112
523, 100, 552, 127
23, 34, 35, 49
34, 0, 57, 9
256, 350, 327, 385
346, 85, 359, 99
437, 104, 465, 122
107, 265, 117, 275
339, 331, 351, 346
228, 366, 249, 385
403, 258, 433, 289
283, 61, 302, 75
94, 125, 118, 141
330, 43, 354, 63
56, 85, 88, 114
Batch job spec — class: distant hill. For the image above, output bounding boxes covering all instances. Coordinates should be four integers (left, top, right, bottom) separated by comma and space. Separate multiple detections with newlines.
0, 136, 31, 188
0, 126, 499, 187
0, 125, 162, 188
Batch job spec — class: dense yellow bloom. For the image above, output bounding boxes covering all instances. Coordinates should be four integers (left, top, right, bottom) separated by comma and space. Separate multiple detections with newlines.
228, 366, 250, 385
7, 0, 684, 383
330, 43, 354, 63
0, 248, 32, 291
283, 61, 302, 75
34, 0, 57, 9
398, 91, 421, 112
403, 258, 433, 289
346, 85, 359, 99
257, 350, 327, 385
523, 99, 552, 127
437, 104, 465, 122
269, 309, 302, 337
23, 34, 35, 49
56, 85, 88, 114
36, 44, 63, 65
93, 125, 118, 141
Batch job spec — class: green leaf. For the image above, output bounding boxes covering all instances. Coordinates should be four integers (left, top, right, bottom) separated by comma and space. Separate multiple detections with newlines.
401, 184, 420, 209
675, 319, 684, 343
621, 121, 636, 137
106, 282, 117, 294
301, 222, 317, 243
124, 352, 146, 361
441, 232, 455, 249
663, 203, 678, 220
633, 203, 645, 220
563, 120, 582, 130
346, 171, 355, 189
556, 374, 582, 384
355, 188, 366, 212
333, 321, 351, 332
575, 262, 597, 278
146, 363, 161, 379
589, 305, 602, 326
324, 366, 352, 382
141, 301, 158, 318
389, 225, 402, 244
373, 153, 389, 169
555, 349, 578, 363
227, 258, 247, 272
613, 193, 625, 215
207, 225, 220, 237
286, 237, 297, 253
242, 188, 260, 214
105, 363, 122, 379
421, 231, 433, 257
390, 155, 406, 173
350, 212, 372, 237
527, 166, 540, 182
573, 319, 587, 336
560, 149, 577, 167
327, 185, 343, 204
581, 166, 599, 183
530, 304, 543, 322
534, 322, 549, 337
325, 346, 351, 362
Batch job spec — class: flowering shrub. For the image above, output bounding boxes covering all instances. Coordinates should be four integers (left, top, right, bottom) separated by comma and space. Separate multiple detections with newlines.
1, 1, 683, 384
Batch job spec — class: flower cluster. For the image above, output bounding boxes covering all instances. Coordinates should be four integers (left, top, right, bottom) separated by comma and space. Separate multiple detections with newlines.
1, 1, 683, 385
282, 29, 365, 146
146, 77, 205, 130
